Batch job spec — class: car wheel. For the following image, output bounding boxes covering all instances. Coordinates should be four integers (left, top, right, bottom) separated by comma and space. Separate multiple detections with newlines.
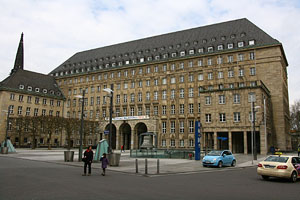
262, 175, 269, 180
203, 165, 207, 167
231, 160, 236, 167
218, 161, 223, 168
291, 171, 297, 183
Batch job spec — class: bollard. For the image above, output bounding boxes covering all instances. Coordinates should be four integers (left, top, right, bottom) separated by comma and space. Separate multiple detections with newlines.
157, 159, 160, 174
135, 159, 138, 173
145, 159, 148, 175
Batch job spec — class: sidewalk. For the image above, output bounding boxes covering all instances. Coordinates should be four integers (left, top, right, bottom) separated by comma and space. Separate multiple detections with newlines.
2, 148, 293, 175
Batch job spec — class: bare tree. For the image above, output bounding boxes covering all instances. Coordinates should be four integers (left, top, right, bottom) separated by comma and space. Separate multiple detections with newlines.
290, 100, 300, 131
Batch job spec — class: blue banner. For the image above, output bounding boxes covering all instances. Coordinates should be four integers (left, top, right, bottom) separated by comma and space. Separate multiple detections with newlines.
195, 121, 201, 160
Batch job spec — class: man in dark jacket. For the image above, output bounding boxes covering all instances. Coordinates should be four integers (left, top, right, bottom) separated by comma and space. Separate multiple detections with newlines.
83, 146, 93, 176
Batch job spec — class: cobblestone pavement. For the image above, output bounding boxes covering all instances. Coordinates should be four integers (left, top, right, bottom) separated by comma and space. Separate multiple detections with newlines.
2, 148, 296, 176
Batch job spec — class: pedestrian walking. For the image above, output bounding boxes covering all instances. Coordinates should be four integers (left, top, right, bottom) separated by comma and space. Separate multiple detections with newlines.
298, 145, 300, 157
82, 146, 93, 176
100, 153, 109, 176
121, 145, 124, 152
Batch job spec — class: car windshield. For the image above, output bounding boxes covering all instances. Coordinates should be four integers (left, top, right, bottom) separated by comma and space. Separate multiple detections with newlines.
207, 150, 222, 156
264, 156, 289, 163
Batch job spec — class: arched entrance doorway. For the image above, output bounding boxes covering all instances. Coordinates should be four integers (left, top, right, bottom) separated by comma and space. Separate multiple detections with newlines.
119, 123, 131, 150
134, 122, 148, 149
104, 124, 117, 149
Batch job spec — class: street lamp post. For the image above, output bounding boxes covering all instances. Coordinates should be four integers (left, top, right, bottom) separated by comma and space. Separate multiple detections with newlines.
251, 101, 260, 164
75, 90, 85, 162
103, 84, 114, 153
4, 107, 10, 147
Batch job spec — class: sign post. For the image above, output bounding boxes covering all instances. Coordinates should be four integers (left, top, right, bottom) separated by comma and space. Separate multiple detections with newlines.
195, 121, 201, 160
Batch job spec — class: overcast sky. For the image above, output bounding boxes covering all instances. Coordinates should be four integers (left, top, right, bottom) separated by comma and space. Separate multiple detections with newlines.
0, 0, 299, 104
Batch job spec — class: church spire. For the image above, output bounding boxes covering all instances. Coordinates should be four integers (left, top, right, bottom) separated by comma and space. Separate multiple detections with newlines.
11, 33, 24, 75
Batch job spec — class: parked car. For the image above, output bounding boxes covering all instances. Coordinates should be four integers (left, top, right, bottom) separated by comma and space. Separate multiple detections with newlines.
202, 150, 236, 168
257, 155, 300, 182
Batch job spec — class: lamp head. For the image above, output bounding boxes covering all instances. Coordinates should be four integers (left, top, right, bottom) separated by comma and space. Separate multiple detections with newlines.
103, 88, 113, 93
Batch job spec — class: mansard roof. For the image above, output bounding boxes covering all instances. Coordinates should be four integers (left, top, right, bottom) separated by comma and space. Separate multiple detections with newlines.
50, 18, 282, 77
0, 69, 64, 99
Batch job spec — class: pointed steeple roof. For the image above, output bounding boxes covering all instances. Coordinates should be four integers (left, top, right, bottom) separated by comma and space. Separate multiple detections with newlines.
11, 33, 24, 75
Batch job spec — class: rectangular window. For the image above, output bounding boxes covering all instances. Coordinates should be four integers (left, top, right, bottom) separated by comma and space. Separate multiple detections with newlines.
188, 88, 194, 97
208, 72, 213, 80
162, 121, 167, 134
146, 92, 150, 101
162, 90, 167, 100
205, 96, 211, 105
227, 55, 233, 63
138, 107, 142, 116
146, 80, 150, 86
146, 106, 150, 116
238, 54, 244, 61
239, 69, 244, 77
171, 104, 175, 115
205, 114, 212, 123
250, 67, 256, 75
26, 107, 30, 116
179, 88, 184, 98
179, 62, 184, 69
198, 103, 201, 113
171, 89, 175, 99
123, 94, 127, 103
249, 52, 255, 60
207, 58, 212, 66
138, 92, 142, 102
188, 61, 193, 67
154, 79, 158, 86
233, 94, 240, 104
179, 76, 184, 83
10, 93, 15, 100
162, 105, 166, 115
34, 108, 38, 116
170, 139, 175, 147
17, 106, 22, 115
189, 120, 194, 133
42, 109, 46, 116
179, 104, 184, 114
123, 107, 127, 116
248, 92, 256, 102
218, 71, 223, 79
19, 95, 23, 102
217, 57, 223, 64
154, 91, 158, 100
162, 78, 167, 85
171, 77, 176, 84
189, 104, 194, 114
234, 112, 241, 122
228, 70, 234, 78
219, 95, 225, 104
154, 106, 158, 116
198, 74, 203, 81
219, 113, 226, 122
162, 139, 166, 147
180, 140, 185, 147
170, 121, 175, 133
198, 59, 203, 66
179, 121, 184, 133
188, 74, 194, 82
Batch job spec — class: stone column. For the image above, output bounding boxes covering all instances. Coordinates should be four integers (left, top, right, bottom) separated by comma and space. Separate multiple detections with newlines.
116, 127, 120, 150
243, 131, 248, 154
228, 132, 232, 152
213, 132, 217, 150
131, 128, 135, 150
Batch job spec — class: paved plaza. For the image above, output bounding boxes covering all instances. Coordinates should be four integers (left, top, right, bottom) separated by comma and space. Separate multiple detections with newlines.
0, 148, 274, 175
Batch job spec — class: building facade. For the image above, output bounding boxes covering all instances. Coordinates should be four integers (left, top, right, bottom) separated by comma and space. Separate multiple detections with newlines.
49, 18, 290, 154
1, 18, 291, 154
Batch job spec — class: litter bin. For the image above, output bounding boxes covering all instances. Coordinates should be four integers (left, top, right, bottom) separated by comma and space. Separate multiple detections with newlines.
1, 147, 8, 154
108, 153, 121, 166
64, 151, 74, 162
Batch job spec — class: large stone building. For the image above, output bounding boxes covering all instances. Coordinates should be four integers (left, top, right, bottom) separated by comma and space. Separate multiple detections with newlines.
49, 18, 290, 154
0, 34, 65, 147
1, 18, 291, 154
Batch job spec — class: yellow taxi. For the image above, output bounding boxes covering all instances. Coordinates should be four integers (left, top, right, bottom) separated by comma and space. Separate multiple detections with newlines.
257, 155, 300, 182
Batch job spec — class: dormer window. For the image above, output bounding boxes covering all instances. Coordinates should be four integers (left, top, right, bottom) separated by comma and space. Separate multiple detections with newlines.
207, 47, 214, 52
147, 56, 152, 61
189, 49, 195, 55
171, 52, 177, 57
249, 40, 255, 45
198, 48, 204, 53
221, 36, 226, 40
163, 53, 168, 59
105, 64, 109, 68
112, 63, 116, 67
211, 37, 216, 42
230, 34, 236, 39
153, 48, 157, 52
19, 85, 24, 89
202, 39, 207, 43
217, 45, 223, 50
27, 86, 32, 91
228, 43, 233, 49
238, 41, 244, 47
43, 89, 47, 94
185, 42, 189, 46
168, 45, 173, 49
118, 62, 123, 66
125, 60, 130, 65
50, 90, 54, 95
180, 51, 186, 56
241, 32, 246, 37
140, 58, 145, 63
155, 55, 160, 60
176, 44, 181, 48
193, 41, 198, 45
57, 92, 61, 96
35, 88, 40, 92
